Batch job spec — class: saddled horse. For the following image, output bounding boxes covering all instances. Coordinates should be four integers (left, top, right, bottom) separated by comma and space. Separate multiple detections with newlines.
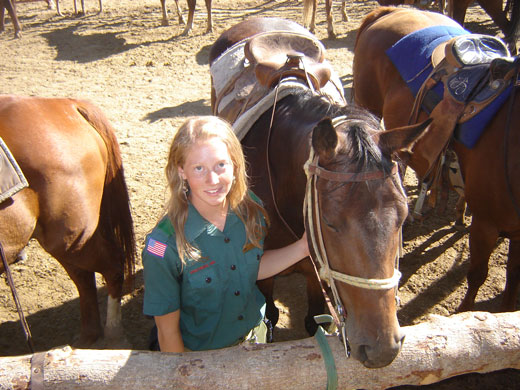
353, 6, 520, 311
303, 0, 348, 39
0, 0, 21, 38
377, 0, 520, 50
0, 95, 136, 347
209, 16, 431, 367
160, 0, 212, 35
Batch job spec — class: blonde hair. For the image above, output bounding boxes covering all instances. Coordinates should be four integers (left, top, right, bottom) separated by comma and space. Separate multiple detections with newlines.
165, 116, 269, 263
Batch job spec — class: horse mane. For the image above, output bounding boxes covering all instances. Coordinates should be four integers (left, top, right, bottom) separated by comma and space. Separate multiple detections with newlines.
276, 89, 391, 173
355, 6, 397, 50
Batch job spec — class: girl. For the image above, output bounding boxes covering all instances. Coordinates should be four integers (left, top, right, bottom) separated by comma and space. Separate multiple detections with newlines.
142, 116, 309, 352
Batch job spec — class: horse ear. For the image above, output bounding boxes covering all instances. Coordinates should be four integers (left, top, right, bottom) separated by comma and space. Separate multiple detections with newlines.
378, 118, 433, 155
312, 118, 338, 161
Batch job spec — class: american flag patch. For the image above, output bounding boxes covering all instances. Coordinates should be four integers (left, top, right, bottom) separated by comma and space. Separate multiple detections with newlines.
146, 238, 167, 258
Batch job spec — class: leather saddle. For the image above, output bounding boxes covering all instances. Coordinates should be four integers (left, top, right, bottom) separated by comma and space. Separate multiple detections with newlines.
212, 31, 335, 128
244, 31, 332, 90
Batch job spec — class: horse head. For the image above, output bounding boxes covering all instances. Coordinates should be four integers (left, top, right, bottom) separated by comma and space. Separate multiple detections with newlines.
306, 114, 431, 367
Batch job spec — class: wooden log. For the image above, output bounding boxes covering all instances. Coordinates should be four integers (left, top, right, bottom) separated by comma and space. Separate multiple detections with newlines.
1, 311, 519, 390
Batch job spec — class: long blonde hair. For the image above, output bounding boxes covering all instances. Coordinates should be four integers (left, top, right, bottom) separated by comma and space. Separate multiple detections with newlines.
165, 116, 269, 263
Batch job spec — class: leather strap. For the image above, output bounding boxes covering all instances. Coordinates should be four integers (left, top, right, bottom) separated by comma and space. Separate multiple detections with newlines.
30, 351, 46, 390
314, 314, 338, 390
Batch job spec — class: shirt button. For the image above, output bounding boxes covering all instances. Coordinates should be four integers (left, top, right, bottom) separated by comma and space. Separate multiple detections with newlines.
224, 237, 230, 243
256, 254, 261, 261
230, 264, 236, 270
205, 277, 212, 283
234, 290, 240, 296
238, 315, 244, 320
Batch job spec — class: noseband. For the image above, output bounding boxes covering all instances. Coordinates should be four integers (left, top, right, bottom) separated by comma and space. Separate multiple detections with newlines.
303, 116, 403, 356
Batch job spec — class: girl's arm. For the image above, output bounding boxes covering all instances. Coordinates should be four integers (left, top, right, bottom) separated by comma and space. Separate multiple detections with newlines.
154, 310, 184, 352
257, 232, 310, 280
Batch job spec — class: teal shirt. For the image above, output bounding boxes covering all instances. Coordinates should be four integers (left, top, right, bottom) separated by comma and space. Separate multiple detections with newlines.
142, 203, 266, 351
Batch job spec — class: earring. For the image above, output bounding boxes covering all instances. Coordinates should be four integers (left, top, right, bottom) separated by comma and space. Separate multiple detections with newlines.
182, 180, 189, 197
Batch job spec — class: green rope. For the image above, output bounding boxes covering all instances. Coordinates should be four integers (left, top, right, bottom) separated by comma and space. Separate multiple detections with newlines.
314, 314, 338, 390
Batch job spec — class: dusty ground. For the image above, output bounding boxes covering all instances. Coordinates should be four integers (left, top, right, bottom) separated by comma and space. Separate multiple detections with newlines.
0, 0, 519, 388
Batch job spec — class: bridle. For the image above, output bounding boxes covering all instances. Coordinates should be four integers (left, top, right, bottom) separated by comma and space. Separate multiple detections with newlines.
303, 116, 403, 357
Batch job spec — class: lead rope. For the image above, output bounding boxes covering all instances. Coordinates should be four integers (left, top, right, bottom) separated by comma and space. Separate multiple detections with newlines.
0, 241, 34, 354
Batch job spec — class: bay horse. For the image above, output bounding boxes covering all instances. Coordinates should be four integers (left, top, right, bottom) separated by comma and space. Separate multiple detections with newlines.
209, 16, 431, 367
0, 95, 136, 347
160, 0, 212, 35
353, 6, 520, 312
303, 0, 348, 39
0, 0, 21, 38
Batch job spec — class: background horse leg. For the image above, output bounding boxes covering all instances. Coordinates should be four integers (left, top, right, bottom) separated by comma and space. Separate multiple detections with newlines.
160, 0, 185, 26
501, 239, 520, 310
341, 0, 349, 21
181, 0, 195, 35
1, 0, 21, 38
458, 217, 498, 311
325, 0, 336, 39
477, 0, 510, 33
203, 0, 212, 33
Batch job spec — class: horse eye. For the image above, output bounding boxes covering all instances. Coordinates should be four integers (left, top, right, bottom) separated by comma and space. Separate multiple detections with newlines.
322, 216, 339, 232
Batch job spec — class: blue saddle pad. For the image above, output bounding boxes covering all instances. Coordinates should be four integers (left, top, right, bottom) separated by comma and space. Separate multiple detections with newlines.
386, 25, 513, 149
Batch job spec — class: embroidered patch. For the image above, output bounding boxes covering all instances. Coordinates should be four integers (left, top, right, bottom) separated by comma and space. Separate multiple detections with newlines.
189, 261, 216, 274
146, 238, 167, 258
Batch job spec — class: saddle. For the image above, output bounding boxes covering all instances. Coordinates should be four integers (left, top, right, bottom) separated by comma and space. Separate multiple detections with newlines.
408, 34, 518, 217
244, 31, 332, 90
0, 137, 28, 203
211, 31, 337, 131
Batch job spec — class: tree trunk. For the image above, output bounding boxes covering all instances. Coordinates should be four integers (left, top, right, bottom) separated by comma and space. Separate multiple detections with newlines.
2, 311, 520, 390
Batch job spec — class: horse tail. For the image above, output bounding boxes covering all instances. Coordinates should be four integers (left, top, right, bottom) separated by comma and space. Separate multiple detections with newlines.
303, 0, 313, 27
74, 99, 136, 289
354, 6, 397, 50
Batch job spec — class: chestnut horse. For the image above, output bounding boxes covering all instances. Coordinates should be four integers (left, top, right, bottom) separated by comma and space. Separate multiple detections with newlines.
0, 95, 136, 347
376, 0, 520, 50
303, 0, 348, 39
0, 0, 21, 38
353, 7, 520, 311
209, 17, 431, 367
160, 0, 212, 35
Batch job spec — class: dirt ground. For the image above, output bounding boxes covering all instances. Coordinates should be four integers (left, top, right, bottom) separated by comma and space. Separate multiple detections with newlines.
1, 0, 519, 388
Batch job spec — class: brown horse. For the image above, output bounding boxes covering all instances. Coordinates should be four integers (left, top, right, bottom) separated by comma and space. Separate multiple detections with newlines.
377, 0, 520, 49
0, 0, 21, 38
353, 6, 520, 312
209, 17, 431, 367
0, 95, 136, 347
160, 0, 211, 35
303, 0, 348, 39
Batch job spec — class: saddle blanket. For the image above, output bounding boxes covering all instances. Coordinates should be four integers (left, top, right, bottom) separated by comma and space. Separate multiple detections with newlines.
210, 37, 346, 141
386, 25, 513, 148
0, 137, 28, 203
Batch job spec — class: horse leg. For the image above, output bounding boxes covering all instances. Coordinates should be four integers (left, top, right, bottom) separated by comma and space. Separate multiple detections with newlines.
257, 278, 280, 330
310, 0, 317, 33
172, 0, 185, 25
59, 262, 103, 346
477, 0, 510, 34
2, 0, 21, 38
97, 0, 102, 14
341, 0, 349, 21
55, 0, 63, 16
500, 239, 520, 310
181, 0, 195, 35
0, 2, 5, 34
325, 0, 336, 39
458, 217, 498, 311
450, 0, 472, 26
203, 0, 212, 33
160, 0, 169, 26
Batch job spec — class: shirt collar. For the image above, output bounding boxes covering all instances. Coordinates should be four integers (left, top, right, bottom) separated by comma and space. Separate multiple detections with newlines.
185, 203, 241, 242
